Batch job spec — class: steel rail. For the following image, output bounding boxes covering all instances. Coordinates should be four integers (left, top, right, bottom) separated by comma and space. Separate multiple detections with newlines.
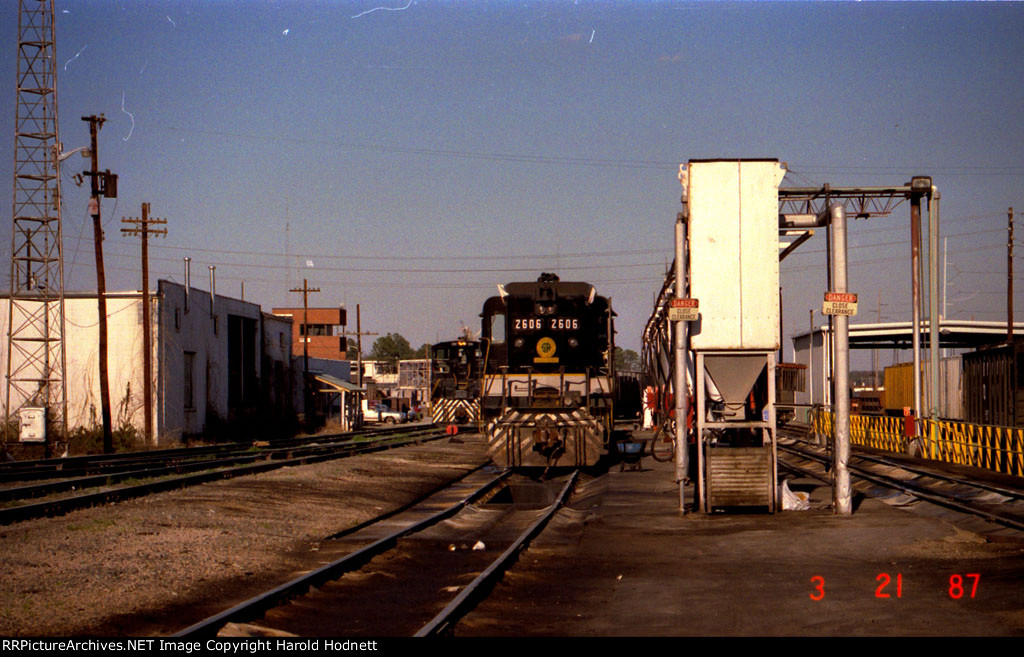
777, 426, 1024, 501
849, 450, 1024, 501
0, 425, 438, 480
415, 469, 580, 637
0, 424, 440, 483
0, 430, 450, 526
0, 433, 420, 502
173, 470, 512, 638
778, 443, 1024, 531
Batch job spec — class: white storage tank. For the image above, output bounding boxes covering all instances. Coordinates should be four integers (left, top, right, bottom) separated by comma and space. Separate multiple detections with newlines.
684, 159, 786, 352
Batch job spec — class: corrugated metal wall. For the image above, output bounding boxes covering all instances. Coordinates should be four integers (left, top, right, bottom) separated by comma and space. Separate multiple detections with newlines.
962, 345, 1020, 427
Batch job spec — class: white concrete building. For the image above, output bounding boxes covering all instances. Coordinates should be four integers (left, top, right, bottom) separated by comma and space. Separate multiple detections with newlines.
2, 280, 297, 445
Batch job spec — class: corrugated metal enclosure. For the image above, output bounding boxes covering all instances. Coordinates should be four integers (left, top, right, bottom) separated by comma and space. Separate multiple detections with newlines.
962, 343, 1024, 427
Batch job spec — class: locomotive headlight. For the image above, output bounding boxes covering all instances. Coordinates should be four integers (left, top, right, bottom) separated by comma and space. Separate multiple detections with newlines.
568, 338, 579, 347
514, 338, 525, 348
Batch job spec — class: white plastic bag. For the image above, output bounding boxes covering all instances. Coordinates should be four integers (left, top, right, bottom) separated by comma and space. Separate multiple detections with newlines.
780, 479, 810, 511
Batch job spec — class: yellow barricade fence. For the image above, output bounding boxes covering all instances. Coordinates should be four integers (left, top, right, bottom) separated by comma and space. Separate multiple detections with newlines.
851, 414, 908, 453
811, 410, 905, 452
811, 407, 833, 442
920, 419, 1024, 479
810, 410, 1024, 478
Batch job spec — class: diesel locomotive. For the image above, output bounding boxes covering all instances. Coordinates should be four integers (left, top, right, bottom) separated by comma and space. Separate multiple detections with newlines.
480, 273, 615, 468
429, 337, 483, 425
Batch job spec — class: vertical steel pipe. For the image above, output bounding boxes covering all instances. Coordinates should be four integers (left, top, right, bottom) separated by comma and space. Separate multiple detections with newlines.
808, 309, 814, 406
830, 203, 851, 515
674, 214, 688, 512
184, 257, 191, 313
929, 188, 941, 420
911, 193, 922, 423
209, 265, 216, 318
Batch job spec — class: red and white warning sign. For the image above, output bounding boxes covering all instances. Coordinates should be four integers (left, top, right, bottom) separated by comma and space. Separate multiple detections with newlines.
822, 292, 858, 316
668, 298, 699, 321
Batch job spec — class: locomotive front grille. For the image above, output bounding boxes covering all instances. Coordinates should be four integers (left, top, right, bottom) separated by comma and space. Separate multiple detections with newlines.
487, 407, 605, 468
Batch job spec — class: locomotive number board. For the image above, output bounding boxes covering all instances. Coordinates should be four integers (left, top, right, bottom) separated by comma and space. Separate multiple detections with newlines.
513, 318, 580, 331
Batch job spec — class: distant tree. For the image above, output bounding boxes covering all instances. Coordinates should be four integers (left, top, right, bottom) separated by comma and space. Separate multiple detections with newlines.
369, 333, 415, 363
413, 343, 431, 359
346, 342, 360, 360
614, 347, 640, 372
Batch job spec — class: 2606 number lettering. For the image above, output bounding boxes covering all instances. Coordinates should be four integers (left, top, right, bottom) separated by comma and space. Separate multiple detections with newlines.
514, 318, 579, 331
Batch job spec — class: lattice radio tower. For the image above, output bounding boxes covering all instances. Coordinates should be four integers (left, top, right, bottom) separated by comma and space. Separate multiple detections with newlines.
5, 0, 67, 451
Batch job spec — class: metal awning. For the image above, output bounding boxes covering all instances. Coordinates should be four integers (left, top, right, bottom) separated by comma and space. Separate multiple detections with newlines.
312, 373, 365, 393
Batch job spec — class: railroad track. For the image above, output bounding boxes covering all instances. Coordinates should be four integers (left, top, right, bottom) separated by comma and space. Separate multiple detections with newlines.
0, 423, 430, 483
175, 469, 580, 638
0, 425, 447, 526
777, 437, 1024, 532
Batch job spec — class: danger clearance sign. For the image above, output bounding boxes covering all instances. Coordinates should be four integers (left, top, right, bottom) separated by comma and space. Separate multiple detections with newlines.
668, 298, 699, 321
822, 292, 858, 316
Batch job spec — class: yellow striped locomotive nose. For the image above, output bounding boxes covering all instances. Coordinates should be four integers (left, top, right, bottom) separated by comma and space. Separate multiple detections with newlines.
431, 398, 480, 425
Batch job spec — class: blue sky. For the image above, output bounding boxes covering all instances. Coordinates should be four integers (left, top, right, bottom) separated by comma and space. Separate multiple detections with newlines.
1, 0, 1022, 360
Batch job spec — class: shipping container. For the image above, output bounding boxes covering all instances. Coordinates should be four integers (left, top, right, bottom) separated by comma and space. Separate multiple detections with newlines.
882, 355, 962, 419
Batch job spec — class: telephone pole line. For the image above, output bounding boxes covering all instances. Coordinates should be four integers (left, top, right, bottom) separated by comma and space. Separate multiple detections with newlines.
82, 114, 118, 453
290, 279, 319, 418
121, 203, 166, 446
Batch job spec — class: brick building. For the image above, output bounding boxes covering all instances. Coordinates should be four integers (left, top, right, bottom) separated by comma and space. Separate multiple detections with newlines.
271, 306, 348, 361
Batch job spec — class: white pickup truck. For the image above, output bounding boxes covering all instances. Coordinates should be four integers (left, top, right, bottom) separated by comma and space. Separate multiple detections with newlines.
361, 401, 407, 424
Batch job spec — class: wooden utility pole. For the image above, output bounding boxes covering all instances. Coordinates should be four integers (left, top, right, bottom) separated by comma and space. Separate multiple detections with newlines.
340, 304, 380, 426
83, 114, 115, 453
340, 305, 382, 385
1010, 207, 1015, 343
290, 279, 320, 376
121, 203, 167, 446
290, 279, 319, 418
357, 304, 363, 389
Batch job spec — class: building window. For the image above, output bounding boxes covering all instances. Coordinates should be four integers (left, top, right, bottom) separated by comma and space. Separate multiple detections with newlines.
184, 351, 196, 411
298, 323, 340, 336
175, 307, 181, 331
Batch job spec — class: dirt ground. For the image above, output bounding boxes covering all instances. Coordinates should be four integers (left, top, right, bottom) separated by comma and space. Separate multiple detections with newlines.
0, 437, 490, 637
458, 460, 1024, 637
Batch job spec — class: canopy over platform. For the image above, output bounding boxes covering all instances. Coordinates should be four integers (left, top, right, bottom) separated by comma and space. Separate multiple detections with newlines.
312, 373, 364, 393
795, 320, 1024, 351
